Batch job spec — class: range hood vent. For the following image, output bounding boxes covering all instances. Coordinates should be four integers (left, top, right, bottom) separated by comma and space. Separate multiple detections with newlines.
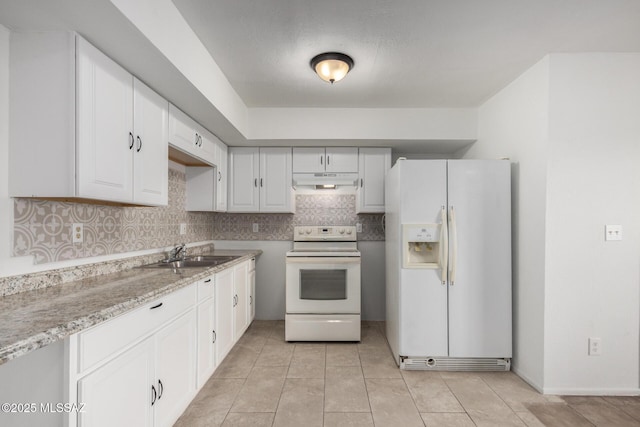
292, 172, 358, 188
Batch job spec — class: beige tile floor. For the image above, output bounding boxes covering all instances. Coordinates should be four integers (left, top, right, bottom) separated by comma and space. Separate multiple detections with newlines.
175, 321, 640, 427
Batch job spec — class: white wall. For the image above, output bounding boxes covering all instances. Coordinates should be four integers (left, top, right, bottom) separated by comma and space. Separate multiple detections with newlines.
460, 56, 550, 390
214, 240, 386, 321
543, 53, 640, 394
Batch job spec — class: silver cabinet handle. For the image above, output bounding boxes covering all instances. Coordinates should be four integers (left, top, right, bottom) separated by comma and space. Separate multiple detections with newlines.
212, 330, 216, 343
327, 155, 330, 165
195, 133, 199, 146
360, 178, 363, 187
150, 302, 163, 310
157, 380, 163, 399
199, 135, 203, 147
129, 132, 134, 150
136, 136, 142, 152
151, 385, 157, 406
218, 171, 222, 182
260, 178, 263, 187
254, 178, 258, 187
320, 155, 323, 165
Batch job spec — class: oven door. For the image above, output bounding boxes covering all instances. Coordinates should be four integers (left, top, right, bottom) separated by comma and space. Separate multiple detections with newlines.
286, 257, 361, 314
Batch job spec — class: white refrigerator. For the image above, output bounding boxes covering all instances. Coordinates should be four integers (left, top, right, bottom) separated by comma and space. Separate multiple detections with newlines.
385, 159, 512, 370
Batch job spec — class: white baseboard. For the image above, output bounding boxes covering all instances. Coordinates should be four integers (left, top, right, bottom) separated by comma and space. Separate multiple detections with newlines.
512, 366, 544, 393
542, 387, 640, 396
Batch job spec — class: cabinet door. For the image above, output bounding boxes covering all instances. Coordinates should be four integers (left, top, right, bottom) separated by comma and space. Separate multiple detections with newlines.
154, 310, 197, 427
197, 127, 216, 165
215, 141, 228, 212
248, 268, 256, 322
292, 147, 325, 173
215, 268, 235, 362
77, 338, 154, 427
233, 261, 249, 338
228, 147, 259, 212
76, 37, 134, 203
196, 298, 216, 387
259, 148, 293, 212
356, 148, 391, 213
168, 104, 198, 155
133, 78, 168, 206
325, 147, 358, 173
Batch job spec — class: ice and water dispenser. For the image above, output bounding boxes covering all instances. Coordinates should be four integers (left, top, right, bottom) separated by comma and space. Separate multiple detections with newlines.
402, 224, 441, 268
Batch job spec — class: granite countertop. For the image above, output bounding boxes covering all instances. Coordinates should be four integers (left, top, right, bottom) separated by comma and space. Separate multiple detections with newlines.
0, 249, 261, 366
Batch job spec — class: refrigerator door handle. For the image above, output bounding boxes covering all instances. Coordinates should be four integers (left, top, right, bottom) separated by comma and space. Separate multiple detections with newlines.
449, 206, 458, 285
440, 205, 448, 284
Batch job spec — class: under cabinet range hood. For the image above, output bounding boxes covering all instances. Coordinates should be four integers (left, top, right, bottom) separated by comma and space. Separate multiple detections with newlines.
292, 172, 359, 188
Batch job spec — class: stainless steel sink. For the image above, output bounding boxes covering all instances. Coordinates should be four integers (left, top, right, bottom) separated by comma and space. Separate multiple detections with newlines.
138, 255, 240, 269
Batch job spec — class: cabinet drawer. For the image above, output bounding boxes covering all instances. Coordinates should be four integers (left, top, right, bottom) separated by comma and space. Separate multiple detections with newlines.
197, 275, 215, 302
77, 284, 196, 373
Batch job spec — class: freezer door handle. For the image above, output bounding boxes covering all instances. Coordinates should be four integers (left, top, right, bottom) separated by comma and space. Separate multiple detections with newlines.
449, 206, 458, 285
440, 205, 448, 284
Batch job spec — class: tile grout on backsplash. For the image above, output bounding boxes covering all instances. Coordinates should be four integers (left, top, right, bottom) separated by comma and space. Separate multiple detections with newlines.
13, 170, 384, 265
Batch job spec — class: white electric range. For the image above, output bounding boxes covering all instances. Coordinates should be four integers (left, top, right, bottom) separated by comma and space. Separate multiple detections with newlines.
285, 226, 361, 341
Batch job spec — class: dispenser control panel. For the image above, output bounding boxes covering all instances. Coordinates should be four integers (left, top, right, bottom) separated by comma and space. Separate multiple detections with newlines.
402, 224, 441, 268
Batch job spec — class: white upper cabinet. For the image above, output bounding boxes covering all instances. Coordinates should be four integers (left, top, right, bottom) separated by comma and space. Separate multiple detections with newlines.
184, 136, 228, 212
215, 141, 228, 212
132, 79, 169, 206
228, 147, 260, 212
228, 147, 293, 213
356, 148, 392, 213
292, 147, 358, 173
168, 104, 217, 166
9, 32, 168, 206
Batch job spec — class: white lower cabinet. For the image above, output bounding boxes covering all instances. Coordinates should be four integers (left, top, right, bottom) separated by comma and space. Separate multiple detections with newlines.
68, 259, 256, 427
234, 261, 250, 337
153, 311, 197, 427
196, 297, 216, 387
214, 267, 235, 363
77, 309, 196, 427
78, 337, 154, 427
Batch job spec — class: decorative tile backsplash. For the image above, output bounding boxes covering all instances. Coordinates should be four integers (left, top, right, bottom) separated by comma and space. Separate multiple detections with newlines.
212, 194, 384, 241
13, 171, 385, 265
13, 169, 214, 264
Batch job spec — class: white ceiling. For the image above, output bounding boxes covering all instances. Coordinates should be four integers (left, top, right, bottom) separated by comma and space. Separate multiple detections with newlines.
1, 0, 640, 151
172, 0, 640, 108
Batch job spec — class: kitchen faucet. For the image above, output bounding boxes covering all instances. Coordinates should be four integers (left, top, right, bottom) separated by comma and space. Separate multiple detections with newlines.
167, 243, 187, 262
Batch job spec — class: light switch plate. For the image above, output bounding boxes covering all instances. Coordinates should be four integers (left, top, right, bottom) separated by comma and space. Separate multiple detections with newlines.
605, 225, 622, 241
180, 223, 187, 235
253, 223, 259, 232
356, 223, 362, 233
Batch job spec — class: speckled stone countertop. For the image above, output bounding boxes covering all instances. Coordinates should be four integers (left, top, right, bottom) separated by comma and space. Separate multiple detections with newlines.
0, 250, 261, 366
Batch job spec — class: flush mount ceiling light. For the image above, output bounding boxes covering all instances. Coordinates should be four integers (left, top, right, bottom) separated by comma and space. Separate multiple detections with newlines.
310, 52, 354, 84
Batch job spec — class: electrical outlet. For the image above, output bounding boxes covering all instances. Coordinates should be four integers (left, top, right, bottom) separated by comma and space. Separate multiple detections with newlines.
356, 223, 362, 233
588, 337, 602, 356
605, 225, 622, 241
72, 223, 83, 243
180, 223, 187, 235
252, 223, 259, 232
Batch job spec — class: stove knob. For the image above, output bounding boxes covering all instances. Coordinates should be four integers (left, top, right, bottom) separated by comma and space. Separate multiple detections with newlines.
346, 229, 353, 235
305, 228, 312, 234
297, 229, 303, 235
339, 228, 345, 234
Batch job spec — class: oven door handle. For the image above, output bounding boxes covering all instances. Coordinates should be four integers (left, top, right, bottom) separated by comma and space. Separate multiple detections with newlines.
286, 257, 361, 264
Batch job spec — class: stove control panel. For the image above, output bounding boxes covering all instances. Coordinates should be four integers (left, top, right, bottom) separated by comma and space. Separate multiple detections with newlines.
294, 226, 357, 241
